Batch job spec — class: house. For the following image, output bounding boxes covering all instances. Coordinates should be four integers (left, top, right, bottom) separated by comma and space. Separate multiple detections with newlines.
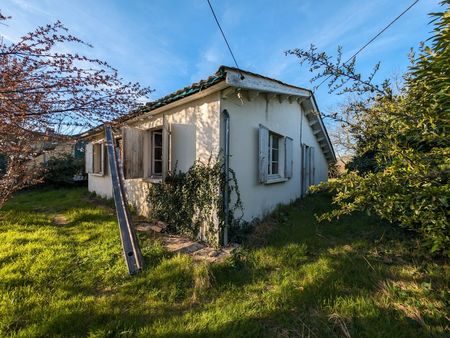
82, 66, 335, 243
26, 129, 83, 167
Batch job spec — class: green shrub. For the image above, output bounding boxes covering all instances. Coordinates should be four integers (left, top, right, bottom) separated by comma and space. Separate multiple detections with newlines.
147, 159, 242, 247
42, 153, 86, 186
290, 2, 450, 255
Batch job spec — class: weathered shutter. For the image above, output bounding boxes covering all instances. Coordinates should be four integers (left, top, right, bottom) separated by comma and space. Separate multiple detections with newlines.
284, 137, 293, 179
258, 124, 269, 183
307, 147, 312, 186
98, 143, 104, 176
306, 146, 314, 187
304, 145, 310, 189
122, 126, 144, 179
162, 117, 170, 180
311, 146, 315, 185
301, 143, 306, 195
101, 143, 108, 176
85, 142, 93, 173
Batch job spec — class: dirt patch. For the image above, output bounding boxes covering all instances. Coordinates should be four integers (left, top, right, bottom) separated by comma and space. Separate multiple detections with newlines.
136, 221, 238, 263
52, 214, 70, 225
246, 220, 278, 246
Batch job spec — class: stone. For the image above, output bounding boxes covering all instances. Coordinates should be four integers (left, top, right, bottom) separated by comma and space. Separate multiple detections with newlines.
149, 225, 163, 233
155, 220, 168, 230
52, 214, 69, 225
208, 250, 220, 258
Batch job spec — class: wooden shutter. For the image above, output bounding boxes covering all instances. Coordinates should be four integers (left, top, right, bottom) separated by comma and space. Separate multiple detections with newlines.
308, 147, 311, 186
101, 143, 108, 176
122, 126, 144, 179
162, 117, 170, 180
284, 137, 293, 179
85, 142, 93, 173
258, 124, 269, 183
302, 144, 310, 194
98, 143, 104, 176
301, 143, 306, 195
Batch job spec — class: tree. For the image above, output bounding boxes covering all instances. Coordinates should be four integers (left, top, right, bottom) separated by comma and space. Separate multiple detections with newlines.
0, 12, 151, 206
286, 1, 449, 254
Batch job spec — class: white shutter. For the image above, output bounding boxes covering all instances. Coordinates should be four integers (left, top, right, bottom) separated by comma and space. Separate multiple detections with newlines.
258, 124, 269, 183
302, 144, 309, 194
122, 126, 145, 179
284, 137, 293, 179
85, 142, 93, 173
311, 146, 315, 185
162, 117, 170, 180
310, 147, 314, 186
305, 146, 310, 186
98, 143, 104, 176
100, 143, 107, 176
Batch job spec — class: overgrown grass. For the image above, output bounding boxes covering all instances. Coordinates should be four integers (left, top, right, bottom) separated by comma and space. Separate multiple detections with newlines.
0, 187, 448, 337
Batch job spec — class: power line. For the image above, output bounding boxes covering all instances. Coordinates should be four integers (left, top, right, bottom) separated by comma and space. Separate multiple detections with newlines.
206, 0, 245, 79
314, 0, 420, 92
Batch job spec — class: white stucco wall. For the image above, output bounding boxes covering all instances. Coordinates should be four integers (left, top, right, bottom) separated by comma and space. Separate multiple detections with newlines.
87, 87, 330, 224
221, 93, 329, 222
86, 92, 221, 216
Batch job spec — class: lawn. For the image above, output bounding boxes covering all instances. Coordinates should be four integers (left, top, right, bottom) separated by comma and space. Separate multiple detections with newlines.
0, 187, 448, 337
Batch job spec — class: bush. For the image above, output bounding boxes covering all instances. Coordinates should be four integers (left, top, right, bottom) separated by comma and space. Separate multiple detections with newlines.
147, 159, 242, 247
42, 153, 86, 186
291, 2, 450, 255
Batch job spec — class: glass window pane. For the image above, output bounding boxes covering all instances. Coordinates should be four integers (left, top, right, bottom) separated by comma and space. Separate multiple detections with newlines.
272, 162, 278, 175
272, 149, 278, 162
154, 147, 162, 160
154, 161, 162, 174
154, 132, 162, 146
272, 136, 279, 150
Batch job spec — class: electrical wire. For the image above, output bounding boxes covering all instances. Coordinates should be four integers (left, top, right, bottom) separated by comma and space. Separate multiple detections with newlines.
206, 0, 245, 79
314, 0, 420, 92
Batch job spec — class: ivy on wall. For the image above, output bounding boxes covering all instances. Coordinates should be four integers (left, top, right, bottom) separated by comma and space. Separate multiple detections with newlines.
147, 158, 243, 247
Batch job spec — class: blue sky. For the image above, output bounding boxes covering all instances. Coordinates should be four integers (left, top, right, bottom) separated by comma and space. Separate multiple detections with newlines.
1, 0, 442, 114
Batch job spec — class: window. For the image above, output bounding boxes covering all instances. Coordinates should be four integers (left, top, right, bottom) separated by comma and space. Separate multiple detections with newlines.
259, 124, 293, 184
92, 143, 104, 174
268, 132, 281, 176
151, 129, 163, 176
121, 126, 166, 180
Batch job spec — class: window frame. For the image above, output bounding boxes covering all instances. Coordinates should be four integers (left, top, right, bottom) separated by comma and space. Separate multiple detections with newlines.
92, 142, 104, 175
150, 128, 163, 178
268, 131, 282, 179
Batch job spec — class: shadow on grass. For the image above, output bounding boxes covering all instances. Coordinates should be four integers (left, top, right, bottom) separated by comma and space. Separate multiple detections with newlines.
1, 188, 447, 338
204, 194, 448, 337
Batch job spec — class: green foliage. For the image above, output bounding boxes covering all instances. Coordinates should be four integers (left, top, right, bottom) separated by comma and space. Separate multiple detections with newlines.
42, 153, 86, 186
0, 188, 447, 337
147, 158, 243, 247
293, 2, 450, 255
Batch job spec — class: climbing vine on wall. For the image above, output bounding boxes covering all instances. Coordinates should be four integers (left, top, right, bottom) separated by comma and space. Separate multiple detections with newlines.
147, 157, 243, 247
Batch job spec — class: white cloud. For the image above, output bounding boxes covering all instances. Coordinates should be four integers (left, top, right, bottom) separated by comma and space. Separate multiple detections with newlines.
7, 0, 50, 16
190, 40, 226, 83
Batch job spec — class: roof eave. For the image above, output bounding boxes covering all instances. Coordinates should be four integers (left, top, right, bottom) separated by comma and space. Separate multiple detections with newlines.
224, 67, 310, 98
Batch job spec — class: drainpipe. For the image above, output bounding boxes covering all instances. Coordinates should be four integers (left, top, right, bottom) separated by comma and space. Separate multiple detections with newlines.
222, 109, 230, 246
